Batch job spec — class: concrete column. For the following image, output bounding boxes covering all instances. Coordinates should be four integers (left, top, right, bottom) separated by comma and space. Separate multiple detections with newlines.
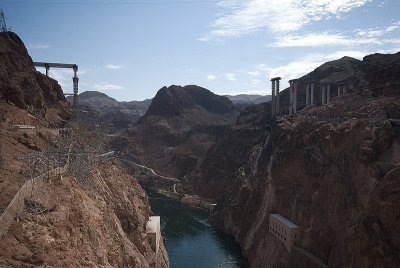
293, 82, 297, 113
343, 84, 347, 94
45, 64, 50, 76
73, 66, 79, 109
306, 84, 309, 106
289, 81, 293, 115
271, 80, 275, 116
322, 85, 326, 105
276, 79, 280, 115
73, 77, 79, 109
310, 83, 314, 104
327, 84, 331, 104
337, 85, 341, 97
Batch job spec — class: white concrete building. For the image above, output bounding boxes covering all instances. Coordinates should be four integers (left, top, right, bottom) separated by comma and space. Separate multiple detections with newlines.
146, 216, 161, 254
269, 214, 301, 253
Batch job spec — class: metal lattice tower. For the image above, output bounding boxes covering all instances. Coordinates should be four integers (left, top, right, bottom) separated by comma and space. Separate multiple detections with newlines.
0, 9, 7, 32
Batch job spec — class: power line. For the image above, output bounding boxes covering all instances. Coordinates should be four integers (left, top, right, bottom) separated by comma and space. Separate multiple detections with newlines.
1, 0, 219, 5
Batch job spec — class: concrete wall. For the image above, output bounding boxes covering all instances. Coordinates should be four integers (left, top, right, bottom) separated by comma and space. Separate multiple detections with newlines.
269, 214, 301, 253
146, 216, 161, 254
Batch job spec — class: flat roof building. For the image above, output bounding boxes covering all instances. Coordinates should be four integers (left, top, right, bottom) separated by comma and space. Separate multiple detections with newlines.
146, 216, 161, 254
269, 214, 301, 253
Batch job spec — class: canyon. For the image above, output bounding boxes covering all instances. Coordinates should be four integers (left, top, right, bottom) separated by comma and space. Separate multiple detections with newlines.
1, 29, 400, 268
112, 52, 400, 267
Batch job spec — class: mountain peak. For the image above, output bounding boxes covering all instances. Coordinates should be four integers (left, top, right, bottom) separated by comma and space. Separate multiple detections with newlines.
145, 85, 235, 118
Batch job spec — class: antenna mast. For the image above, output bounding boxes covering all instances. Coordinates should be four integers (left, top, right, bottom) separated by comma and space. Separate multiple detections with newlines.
1, 9, 8, 32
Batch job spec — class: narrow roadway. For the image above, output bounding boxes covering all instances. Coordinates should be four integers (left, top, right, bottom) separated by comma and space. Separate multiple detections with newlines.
116, 156, 179, 183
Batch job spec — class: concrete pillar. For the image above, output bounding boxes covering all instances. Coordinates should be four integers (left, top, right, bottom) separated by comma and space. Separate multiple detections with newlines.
322, 85, 326, 105
310, 83, 314, 104
306, 84, 309, 106
276, 79, 280, 115
271, 79, 275, 116
73, 65, 78, 109
289, 81, 293, 115
45, 63, 50, 76
327, 84, 331, 104
343, 84, 347, 94
293, 81, 297, 113
73, 77, 78, 109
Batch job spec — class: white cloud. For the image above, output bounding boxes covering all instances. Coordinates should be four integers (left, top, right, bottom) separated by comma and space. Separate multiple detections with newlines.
266, 50, 370, 86
93, 83, 124, 91
207, 74, 217, 80
35, 68, 86, 92
105, 64, 123, 69
268, 32, 382, 47
247, 70, 261, 76
36, 68, 71, 88
226, 73, 236, 81
28, 44, 50, 49
201, 0, 371, 41
356, 22, 400, 37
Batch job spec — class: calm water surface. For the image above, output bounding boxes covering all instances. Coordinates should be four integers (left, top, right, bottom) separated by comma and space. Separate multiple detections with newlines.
147, 191, 250, 268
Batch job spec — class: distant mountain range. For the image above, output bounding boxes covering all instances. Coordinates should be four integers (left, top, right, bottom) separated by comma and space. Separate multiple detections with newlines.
224, 94, 271, 105
68, 90, 270, 129
67, 91, 151, 129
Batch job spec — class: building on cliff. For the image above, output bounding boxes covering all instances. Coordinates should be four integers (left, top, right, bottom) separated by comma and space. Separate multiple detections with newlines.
146, 216, 161, 254
269, 214, 301, 253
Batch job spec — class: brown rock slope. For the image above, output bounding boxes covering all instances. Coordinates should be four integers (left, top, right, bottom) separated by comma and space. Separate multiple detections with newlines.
112, 85, 237, 197
0, 32, 70, 119
0, 32, 169, 267
209, 94, 400, 265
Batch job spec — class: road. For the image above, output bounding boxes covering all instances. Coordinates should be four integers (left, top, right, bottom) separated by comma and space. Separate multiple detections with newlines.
117, 157, 179, 183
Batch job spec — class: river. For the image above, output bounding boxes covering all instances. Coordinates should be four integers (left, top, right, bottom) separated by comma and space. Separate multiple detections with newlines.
147, 190, 250, 268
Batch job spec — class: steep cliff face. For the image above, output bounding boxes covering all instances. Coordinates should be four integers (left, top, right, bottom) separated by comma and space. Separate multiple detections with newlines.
0, 32, 169, 267
196, 102, 269, 198
0, 32, 70, 119
0, 158, 169, 267
209, 94, 400, 267
112, 85, 237, 196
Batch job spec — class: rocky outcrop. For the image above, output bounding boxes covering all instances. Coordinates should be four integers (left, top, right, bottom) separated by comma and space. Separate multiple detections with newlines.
113, 85, 237, 197
144, 85, 235, 119
209, 94, 400, 267
196, 102, 269, 198
0, 32, 71, 119
0, 32, 169, 267
0, 159, 169, 267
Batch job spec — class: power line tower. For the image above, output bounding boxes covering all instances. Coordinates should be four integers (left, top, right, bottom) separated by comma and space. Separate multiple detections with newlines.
1, 9, 8, 32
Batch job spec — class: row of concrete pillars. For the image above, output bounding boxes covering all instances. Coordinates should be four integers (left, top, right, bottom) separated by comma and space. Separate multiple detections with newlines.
271, 80, 351, 116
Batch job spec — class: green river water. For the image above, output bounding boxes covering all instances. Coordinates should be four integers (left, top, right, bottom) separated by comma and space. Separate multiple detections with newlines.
147, 190, 250, 268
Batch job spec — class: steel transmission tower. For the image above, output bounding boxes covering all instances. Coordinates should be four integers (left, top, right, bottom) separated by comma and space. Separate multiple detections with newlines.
0, 9, 7, 32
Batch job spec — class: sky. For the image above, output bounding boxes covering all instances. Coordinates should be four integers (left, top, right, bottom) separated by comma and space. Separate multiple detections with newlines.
1, 0, 399, 101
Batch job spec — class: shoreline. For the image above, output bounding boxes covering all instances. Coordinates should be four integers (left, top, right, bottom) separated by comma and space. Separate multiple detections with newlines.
151, 188, 214, 210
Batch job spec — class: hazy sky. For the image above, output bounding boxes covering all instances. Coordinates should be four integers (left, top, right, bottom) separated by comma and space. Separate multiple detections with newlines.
1, 0, 400, 101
